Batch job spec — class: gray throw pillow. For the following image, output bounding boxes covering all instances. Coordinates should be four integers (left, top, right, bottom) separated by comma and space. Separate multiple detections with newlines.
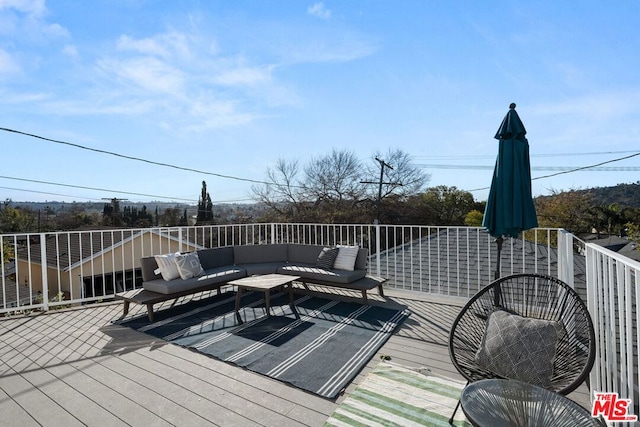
475, 310, 560, 388
316, 247, 339, 270
174, 252, 204, 280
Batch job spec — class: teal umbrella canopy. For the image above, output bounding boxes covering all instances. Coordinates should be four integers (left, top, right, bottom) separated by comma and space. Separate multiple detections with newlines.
483, 103, 538, 239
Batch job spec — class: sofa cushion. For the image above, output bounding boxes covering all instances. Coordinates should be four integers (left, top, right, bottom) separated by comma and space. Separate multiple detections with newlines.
287, 244, 324, 264
334, 245, 359, 271
238, 262, 285, 276
140, 256, 161, 282
316, 247, 339, 270
234, 244, 288, 265
174, 252, 204, 280
355, 248, 368, 270
154, 252, 181, 281
198, 247, 234, 270
142, 266, 246, 294
279, 264, 366, 284
475, 310, 560, 388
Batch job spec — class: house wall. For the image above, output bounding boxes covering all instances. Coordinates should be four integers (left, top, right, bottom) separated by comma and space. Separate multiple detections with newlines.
68, 233, 200, 299
16, 232, 201, 303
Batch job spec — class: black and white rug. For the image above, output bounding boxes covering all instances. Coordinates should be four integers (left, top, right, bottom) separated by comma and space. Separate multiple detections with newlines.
121, 291, 410, 399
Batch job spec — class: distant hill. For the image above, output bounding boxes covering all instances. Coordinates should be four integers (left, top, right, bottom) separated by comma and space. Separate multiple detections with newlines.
571, 182, 640, 208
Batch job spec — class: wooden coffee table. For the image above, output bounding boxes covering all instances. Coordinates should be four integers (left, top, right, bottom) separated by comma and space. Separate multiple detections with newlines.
229, 274, 300, 324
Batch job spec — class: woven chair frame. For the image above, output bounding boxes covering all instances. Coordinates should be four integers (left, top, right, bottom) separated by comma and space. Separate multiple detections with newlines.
448, 273, 596, 395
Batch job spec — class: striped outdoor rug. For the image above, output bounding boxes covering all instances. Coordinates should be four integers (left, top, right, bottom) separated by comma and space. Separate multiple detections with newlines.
324, 362, 471, 427
121, 291, 409, 399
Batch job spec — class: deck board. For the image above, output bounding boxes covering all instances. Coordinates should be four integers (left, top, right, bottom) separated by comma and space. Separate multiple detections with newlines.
0, 287, 592, 426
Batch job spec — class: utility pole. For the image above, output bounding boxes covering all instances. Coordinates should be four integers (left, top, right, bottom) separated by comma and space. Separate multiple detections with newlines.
361, 157, 402, 277
102, 198, 128, 226
361, 157, 402, 223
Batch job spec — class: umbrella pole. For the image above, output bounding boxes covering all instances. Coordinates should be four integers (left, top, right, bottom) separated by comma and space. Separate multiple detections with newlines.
493, 236, 504, 281
494, 236, 503, 306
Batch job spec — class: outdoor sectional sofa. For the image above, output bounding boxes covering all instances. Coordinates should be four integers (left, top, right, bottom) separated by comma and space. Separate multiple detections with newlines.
115, 244, 386, 322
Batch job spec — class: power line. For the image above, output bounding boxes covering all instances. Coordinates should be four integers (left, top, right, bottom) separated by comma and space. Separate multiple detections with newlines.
0, 127, 281, 187
466, 151, 640, 192
417, 164, 640, 171
412, 150, 640, 160
0, 175, 198, 202
0, 186, 103, 201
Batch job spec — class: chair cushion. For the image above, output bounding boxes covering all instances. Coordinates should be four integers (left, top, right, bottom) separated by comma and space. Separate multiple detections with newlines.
234, 244, 288, 264
197, 247, 234, 270
154, 252, 181, 281
333, 245, 359, 271
140, 256, 161, 281
278, 264, 366, 284
475, 310, 560, 388
287, 244, 324, 264
316, 247, 338, 270
174, 252, 204, 280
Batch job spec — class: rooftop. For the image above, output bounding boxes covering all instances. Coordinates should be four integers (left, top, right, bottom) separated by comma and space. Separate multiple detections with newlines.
0, 285, 590, 426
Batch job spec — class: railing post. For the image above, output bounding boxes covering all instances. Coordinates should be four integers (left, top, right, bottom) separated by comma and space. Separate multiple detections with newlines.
375, 220, 381, 276
557, 229, 575, 288
271, 223, 276, 244
39, 233, 49, 311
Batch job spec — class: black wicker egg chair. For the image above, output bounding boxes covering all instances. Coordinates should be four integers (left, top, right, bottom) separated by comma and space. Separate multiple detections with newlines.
447, 273, 596, 424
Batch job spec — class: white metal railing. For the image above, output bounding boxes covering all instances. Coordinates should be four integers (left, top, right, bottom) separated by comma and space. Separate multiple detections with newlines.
5, 222, 640, 418
587, 243, 640, 426
1, 223, 569, 313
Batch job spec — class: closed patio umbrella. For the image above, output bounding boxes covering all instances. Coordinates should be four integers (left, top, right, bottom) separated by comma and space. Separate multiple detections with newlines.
482, 103, 538, 280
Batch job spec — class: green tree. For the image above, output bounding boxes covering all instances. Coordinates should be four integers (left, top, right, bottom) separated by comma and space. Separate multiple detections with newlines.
464, 209, 484, 227
197, 181, 214, 224
420, 186, 476, 225
535, 189, 594, 234
160, 207, 182, 226
2, 238, 14, 265
102, 198, 124, 227
0, 200, 37, 232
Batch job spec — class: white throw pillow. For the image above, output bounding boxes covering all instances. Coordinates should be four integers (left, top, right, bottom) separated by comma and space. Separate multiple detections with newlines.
333, 245, 359, 271
154, 252, 181, 281
174, 252, 204, 280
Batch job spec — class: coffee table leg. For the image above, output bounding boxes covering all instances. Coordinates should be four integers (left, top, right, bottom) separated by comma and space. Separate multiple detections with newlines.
288, 283, 299, 319
265, 289, 271, 316
235, 287, 244, 324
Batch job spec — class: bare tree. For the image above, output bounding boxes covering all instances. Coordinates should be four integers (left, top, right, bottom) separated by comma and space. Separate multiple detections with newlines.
303, 149, 366, 202
253, 148, 430, 223
364, 148, 430, 200
252, 158, 304, 220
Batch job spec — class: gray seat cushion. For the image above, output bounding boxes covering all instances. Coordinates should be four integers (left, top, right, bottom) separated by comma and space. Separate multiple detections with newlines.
140, 256, 161, 281
234, 244, 288, 264
278, 264, 366, 284
142, 266, 246, 294
198, 247, 235, 270
237, 262, 285, 276
287, 244, 324, 264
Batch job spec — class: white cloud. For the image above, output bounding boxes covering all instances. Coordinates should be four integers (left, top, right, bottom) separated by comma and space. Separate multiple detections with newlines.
214, 64, 273, 87
97, 56, 185, 95
307, 2, 331, 20
0, 48, 20, 74
116, 32, 190, 59
0, 0, 46, 17
62, 44, 78, 58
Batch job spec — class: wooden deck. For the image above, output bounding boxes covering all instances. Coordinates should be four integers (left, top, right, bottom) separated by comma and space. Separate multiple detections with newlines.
0, 286, 591, 427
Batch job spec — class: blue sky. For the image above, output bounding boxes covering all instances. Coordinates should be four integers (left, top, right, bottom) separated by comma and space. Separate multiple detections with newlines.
2, 0, 640, 205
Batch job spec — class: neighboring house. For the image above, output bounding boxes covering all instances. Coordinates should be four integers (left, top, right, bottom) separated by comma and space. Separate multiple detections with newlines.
582, 234, 640, 262
12, 229, 203, 304
378, 228, 587, 300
